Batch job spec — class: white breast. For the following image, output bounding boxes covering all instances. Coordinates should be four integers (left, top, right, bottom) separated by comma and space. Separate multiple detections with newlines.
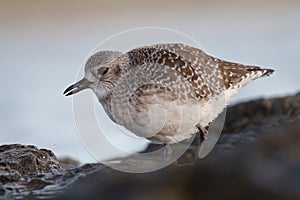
109, 94, 230, 144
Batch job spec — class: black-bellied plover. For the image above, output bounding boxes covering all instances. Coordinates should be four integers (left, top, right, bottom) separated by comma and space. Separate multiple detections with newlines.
64, 43, 274, 157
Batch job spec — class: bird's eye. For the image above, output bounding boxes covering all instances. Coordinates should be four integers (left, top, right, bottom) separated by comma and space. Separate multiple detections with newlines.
97, 67, 109, 75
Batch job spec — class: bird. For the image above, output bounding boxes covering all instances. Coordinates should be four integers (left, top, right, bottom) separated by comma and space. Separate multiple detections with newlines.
64, 43, 274, 158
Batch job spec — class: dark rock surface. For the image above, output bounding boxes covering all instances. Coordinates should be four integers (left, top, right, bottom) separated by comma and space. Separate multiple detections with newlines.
58, 157, 80, 169
223, 93, 300, 133
61, 122, 300, 200
1, 92, 300, 199
0, 144, 61, 177
214, 92, 300, 155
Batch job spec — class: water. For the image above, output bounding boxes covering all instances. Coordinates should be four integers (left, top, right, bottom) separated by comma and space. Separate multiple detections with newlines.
0, 1, 299, 163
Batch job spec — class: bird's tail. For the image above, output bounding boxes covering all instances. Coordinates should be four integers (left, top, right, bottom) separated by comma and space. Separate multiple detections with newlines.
262, 68, 275, 77
247, 68, 275, 77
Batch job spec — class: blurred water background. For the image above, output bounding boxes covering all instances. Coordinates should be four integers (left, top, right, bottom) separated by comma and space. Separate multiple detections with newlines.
0, 0, 299, 163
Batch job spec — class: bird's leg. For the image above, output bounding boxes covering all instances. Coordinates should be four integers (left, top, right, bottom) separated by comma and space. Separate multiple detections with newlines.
196, 123, 208, 141
174, 125, 209, 166
163, 144, 173, 161
195, 123, 209, 159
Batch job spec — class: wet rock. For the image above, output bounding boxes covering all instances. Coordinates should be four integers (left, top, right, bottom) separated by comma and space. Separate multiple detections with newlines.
0, 186, 5, 196
223, 92, 300, 133
58, 121, 300, 200
58, 157, 80, 169
0, 144, 61, 176
0, 157, 104, 199
0, 167, 21, 183
0, 144, 65, 199
210, 93, 300, 156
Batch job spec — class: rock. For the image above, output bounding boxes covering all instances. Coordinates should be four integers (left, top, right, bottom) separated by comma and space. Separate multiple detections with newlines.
0, 145, 104, 199
0, 186, 5, 196
0, 167, 21, 183
223, 93, 300, 133
0, 144, 61, 176
0, 144, 64, 199
58, 157, 80, 169
58, 121, 300, 200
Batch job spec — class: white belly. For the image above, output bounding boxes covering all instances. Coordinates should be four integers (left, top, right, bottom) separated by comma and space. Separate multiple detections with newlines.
111, 95, 229, 144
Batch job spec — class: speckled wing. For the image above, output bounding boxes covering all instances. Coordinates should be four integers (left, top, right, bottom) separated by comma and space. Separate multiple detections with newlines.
126, 43, 217, 101
126, 43, 274, 100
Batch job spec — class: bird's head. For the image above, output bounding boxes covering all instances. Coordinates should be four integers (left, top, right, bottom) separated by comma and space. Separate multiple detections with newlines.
63, 51, 123, 99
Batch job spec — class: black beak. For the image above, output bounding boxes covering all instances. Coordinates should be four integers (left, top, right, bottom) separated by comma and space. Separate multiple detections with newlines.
63, 78, 90, 96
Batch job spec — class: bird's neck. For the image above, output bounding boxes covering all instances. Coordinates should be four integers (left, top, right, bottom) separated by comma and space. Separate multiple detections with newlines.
94, 90, 116, 122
